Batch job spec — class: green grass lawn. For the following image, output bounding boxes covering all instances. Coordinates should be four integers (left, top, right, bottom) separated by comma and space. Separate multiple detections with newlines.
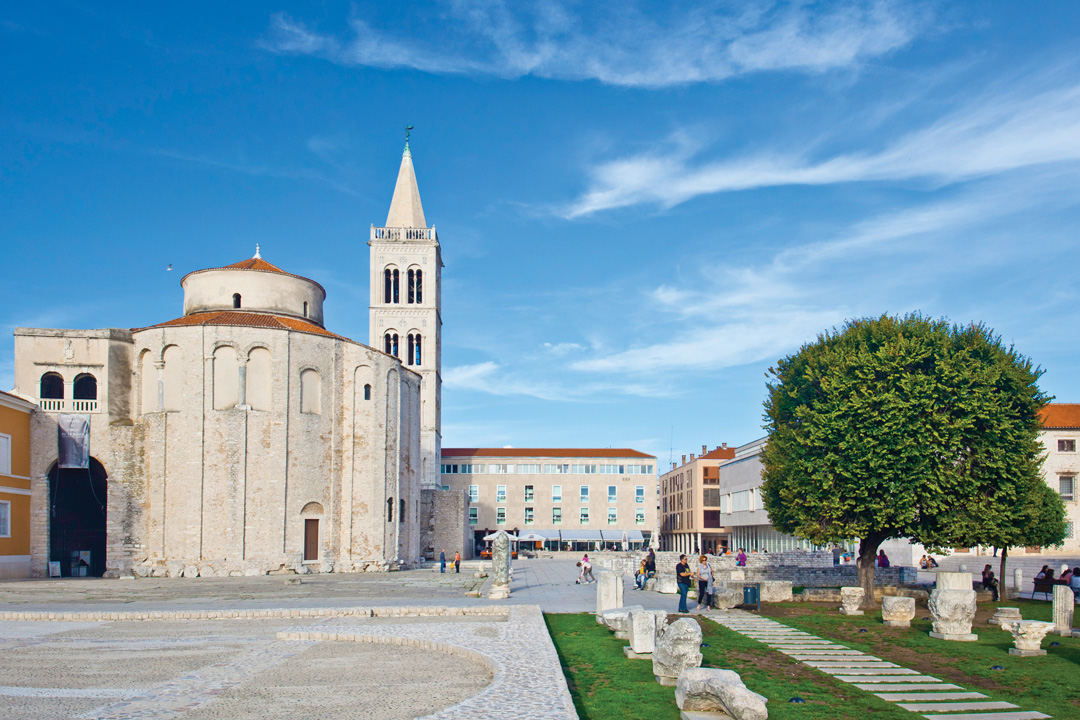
757, 599, 1080, 718
545, 612, 914, 719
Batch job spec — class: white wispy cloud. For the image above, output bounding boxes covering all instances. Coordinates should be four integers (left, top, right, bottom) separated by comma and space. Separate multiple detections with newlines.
444, 360, 672, 400
563, 77, 1080, 216
262, 1, 926, 88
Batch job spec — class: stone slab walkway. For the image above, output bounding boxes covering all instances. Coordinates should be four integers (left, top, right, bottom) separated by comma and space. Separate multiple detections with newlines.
707, 610, 1051, 720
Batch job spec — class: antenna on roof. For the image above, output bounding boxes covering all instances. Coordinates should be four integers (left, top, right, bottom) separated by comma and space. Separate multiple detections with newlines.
254, 243, 261, 259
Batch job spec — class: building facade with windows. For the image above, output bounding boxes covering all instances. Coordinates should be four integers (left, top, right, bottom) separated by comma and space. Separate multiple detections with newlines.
9, 143, 434, 578
440, 448, 657, 551
659, 439, 827, 555
0, 390, 35, 579
1038, 403, 1080, 553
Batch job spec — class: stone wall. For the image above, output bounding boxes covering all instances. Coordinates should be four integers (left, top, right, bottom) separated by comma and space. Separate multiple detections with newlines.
639, 551, 918, 587
420, 488, 472, 561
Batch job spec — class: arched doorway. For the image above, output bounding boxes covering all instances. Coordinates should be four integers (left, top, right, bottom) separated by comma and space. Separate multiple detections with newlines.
48, 458, 107, 577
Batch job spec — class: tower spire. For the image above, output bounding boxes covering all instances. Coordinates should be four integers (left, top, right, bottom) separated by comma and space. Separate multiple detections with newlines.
385, 128, 427, 229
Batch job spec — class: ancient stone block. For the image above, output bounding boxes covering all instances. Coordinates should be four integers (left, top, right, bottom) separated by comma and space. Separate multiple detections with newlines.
989, 607, 1022, 626
656, 576, 678, 594
653, 618, 703, 685
628, 610, 667, 655
881, 595, 915, 627
1053, 585, 1074, 636
928, 588, 977, 641
675, 667, 769, 720
760, 580, 793, 603
710, 587, 742, 610
839, 586, 864, 615
602, 605, 643, 634
596, 571, 623, 619
935, 571, 973, 591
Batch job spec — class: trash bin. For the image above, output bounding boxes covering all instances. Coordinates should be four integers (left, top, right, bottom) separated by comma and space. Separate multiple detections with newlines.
743, 584, 760, 606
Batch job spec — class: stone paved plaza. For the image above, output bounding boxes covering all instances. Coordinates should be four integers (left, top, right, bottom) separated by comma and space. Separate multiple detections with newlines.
0, 559, 653, 720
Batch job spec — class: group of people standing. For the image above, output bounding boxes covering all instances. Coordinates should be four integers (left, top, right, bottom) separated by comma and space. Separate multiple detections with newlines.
438, 549, 461, 573
675, 554, 715, 613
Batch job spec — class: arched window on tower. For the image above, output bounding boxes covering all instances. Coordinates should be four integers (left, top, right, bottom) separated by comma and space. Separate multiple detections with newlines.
384, 268, 392, 304
413, 334, 422, 366
407, 269, 417, 304
40, 372, 64, 400
363, 384, 371, 401
406, 334, 414, 366
233, 293, 242, 309
415, 269, 422, 303
392, 269, 399, 303
387, 497, 394, 522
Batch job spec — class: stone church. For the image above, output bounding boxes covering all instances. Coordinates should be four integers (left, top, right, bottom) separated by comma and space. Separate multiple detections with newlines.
10, 141, 457, 578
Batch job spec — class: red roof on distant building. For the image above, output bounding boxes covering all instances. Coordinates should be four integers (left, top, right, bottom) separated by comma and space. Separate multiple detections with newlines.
181, 255, 326, 296
442, 448, 655, 459
700, 446, 736, 460
135, 311, 347, 340
1041, 404, 1080, 429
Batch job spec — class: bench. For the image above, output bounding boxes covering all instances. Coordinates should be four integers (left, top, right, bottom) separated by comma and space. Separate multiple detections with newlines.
1032, 578, 1056, 601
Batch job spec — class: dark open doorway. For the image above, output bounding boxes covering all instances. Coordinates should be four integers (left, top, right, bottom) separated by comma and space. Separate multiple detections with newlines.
49, 458, 108, 577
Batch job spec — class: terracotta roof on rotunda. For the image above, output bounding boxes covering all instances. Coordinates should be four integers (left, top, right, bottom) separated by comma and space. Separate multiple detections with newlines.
1041, 403, 1080, 429
441, 448, 655, 459
134, 311, 348, 340
181, 250, 326, 296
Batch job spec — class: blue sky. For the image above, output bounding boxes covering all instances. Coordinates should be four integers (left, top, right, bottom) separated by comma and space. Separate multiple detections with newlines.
3, 2, 1079, 467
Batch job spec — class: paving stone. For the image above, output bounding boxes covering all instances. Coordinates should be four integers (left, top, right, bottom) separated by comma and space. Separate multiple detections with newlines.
915, 713, 1049, 720
818, 667, 920, 675
855, 684, 963, 692
898, 701, 1019, 712
875, 692, 987, 701
834, 675, 943, 683
803, 660, 895, 667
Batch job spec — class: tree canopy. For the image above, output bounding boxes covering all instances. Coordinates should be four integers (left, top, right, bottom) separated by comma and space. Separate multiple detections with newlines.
760, 314, 1058, 602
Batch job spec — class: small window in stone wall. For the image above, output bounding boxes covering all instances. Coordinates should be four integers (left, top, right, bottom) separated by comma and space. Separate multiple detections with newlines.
300, 369, 321, 414
1059, 439, 1076, 452
233, 293, 241, 308
387, 497, 394, 522
1065, 521, 1074, 539
364, 384, 372, 400
399, 498, 405, 524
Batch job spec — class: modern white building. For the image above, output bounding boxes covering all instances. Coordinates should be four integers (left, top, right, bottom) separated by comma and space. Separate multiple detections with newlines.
440, 448, 658, 552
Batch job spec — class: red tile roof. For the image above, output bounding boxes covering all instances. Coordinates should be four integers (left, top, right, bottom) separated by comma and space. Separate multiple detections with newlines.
224, 257, 290, 273
135, 312, 348, 340
182, 256, 326, 296
700, 447, 736, 460
441, 448, 655, 459
1041, 404, 1080, 429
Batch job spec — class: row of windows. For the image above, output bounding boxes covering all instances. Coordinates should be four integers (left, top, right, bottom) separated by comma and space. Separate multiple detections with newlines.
442, 463, 654, 476
383, 332, 423, 365
661, 487, 762, 515
469, 484, 647, 504
383, 268, 424, 304
467, 506, 646, 526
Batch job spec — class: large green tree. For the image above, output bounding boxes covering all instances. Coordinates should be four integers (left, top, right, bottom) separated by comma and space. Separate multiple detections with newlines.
761, 314, 1052, 606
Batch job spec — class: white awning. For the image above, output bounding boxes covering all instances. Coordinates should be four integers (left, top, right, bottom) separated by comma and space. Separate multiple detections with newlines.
517, 531, 550, 542
482, 532, 519, 541
559, 530, 604, 541
601, 529, 645, 542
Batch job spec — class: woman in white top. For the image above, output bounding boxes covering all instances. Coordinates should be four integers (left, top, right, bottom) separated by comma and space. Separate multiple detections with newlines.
695, 555, 713, 611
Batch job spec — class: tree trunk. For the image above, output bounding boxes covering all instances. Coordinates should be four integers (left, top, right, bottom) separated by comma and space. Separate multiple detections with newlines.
857, 533, 888, 609
999, 546, 1008, 601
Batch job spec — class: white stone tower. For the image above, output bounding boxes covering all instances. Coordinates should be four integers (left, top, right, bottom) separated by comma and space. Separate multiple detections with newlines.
370, 139, 442, 488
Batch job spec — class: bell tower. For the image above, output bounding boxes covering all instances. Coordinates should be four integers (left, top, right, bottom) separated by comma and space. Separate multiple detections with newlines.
370, 137, 442, 488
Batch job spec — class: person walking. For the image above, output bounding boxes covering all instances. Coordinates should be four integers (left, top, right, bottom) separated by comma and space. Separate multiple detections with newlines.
439, 549, 446, 573
735, 548, 747, 567
675, 554, 693, 613
696, 555, 713, 610
454, 550, 461, 573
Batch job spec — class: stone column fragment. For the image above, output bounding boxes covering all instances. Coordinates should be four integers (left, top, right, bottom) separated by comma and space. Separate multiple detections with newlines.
881, 596, 915, 627
1053, 584, 1074, 636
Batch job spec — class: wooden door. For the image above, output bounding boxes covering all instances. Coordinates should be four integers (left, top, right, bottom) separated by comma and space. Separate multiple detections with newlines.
304, 519, 319, 561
